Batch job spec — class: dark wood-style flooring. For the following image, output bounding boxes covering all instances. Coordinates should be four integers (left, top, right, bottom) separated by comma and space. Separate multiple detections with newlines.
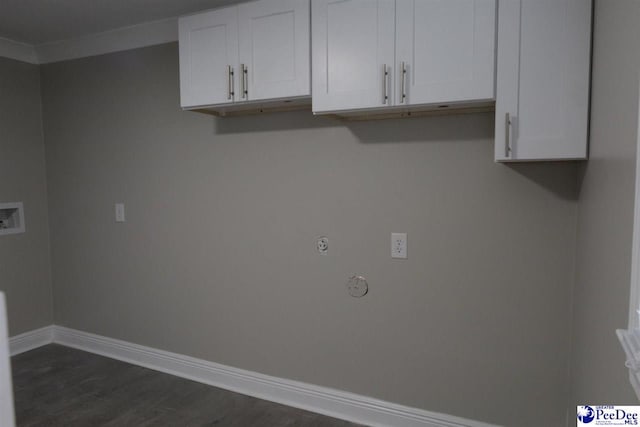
12, 344, 363, 427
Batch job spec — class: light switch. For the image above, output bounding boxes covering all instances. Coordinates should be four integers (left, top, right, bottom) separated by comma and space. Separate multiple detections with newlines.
115, 203, 125, 223
391, 233, 407, 259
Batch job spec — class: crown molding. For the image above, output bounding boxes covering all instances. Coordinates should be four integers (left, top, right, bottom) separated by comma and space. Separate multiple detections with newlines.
0, 17, 178, 65
0, 37, 38, 64
35, 17, 178, 64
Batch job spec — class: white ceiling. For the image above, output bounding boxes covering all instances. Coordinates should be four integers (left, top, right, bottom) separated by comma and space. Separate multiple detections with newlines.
0, 0, 239, 45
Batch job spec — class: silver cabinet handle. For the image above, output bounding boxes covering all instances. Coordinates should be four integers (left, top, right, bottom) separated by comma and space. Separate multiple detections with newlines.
239, 64, 244, 99
241, 64, 248, 99
382, 64, 388, 104
227, 65, 234, 100
400, 62, 407, 103
505, 113, 512, 158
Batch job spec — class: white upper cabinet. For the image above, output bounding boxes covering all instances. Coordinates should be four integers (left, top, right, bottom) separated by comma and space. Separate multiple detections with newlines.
312, 0, 395, 113
395, 0, 495, 106
179, 6, 239, 108
238, 0, 310, 102
179, 0, 310, 110
495, 0, 592, 162
312, 0, 495, 114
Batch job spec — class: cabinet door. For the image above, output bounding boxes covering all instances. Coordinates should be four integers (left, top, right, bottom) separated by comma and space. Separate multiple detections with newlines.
495, 0, 592, 161
238, 0, 310, 102
179, 7, 239, 108
312, 0, 395, 113
395, 0, 496, 106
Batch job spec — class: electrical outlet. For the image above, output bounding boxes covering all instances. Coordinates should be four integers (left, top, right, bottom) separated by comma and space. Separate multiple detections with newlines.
316, 237, 329, 255
391, 233, 407, 259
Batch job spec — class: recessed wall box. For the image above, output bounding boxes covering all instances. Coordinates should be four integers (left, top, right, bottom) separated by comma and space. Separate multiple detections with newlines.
0, 202, 25, 236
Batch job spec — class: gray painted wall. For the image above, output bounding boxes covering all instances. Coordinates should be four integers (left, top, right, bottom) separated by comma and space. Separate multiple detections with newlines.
41, 44, 579, 427
569, 0, 640, 408
0, 57, 53, 335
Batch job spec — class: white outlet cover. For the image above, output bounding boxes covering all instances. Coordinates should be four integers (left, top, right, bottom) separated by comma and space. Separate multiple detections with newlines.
391, 233, 407, 259
115, 203, 126, 223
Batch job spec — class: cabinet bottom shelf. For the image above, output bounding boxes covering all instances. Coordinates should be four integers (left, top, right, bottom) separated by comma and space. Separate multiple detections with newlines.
186, 96, 312, 117
314, 100, 495, 121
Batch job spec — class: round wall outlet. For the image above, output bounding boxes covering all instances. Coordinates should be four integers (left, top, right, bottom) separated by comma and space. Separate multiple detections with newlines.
316, 237, 329, 255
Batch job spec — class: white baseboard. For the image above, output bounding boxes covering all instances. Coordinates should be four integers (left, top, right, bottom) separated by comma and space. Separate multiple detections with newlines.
9, 326, 54, 356
13, 325, 499, 427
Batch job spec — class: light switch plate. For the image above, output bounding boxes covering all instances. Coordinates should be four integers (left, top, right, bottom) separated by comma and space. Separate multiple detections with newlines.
115, 203, 125, 223
391, 233, 407, 259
